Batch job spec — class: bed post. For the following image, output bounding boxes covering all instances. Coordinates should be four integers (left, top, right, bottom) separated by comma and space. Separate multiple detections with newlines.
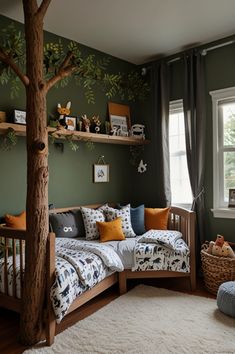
45, 232, 56, 346
119, 271, 127, 295
189, 212, 196, 291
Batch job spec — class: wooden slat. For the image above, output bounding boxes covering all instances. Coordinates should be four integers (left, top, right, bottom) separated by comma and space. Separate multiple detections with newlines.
19, 240, 24, 292
4, 237, 8, 295
123, 270, 190, 279
12, 239, 16, 298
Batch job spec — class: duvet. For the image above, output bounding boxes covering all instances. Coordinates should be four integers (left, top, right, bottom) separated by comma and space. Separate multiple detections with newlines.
0, 238, 123, 323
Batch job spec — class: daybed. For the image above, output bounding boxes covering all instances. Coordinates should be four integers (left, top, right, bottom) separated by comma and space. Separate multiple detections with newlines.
0, 204, 195, 345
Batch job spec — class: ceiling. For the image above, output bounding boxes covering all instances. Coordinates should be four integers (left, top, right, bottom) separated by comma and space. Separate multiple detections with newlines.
1, 0, 235, 64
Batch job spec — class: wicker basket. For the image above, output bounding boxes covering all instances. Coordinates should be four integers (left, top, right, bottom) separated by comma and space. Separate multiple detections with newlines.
201, 247, 235, 295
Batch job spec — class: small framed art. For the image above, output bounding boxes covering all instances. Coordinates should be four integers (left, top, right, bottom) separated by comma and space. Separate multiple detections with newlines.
228, 188, 235, 207
13, 109, 26, 125
109, 114, 129, 136
65, 116, 77, 131
93, 164, 109, 183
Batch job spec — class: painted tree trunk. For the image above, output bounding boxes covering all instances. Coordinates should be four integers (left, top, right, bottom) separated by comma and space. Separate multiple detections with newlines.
20, 2, 49, 345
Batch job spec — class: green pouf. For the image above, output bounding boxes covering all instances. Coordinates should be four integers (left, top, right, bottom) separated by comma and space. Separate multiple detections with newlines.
217, 281, 235, 318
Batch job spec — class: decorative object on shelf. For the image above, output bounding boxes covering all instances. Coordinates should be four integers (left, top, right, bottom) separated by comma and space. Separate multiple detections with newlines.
65, 116, 77, 131
110, 115, 129, 136
77, 118, 83, 131
137, 159, 147, 173
130, 124, 145, 139
57, 101, 71, 128
105, 121, 111, 134
228, 188, 235, 207
0, 111, 6, 123
13, 109, 26, 125
81, 114, 91, 132
108, 102, 131, 137
93, 155, 109, 183
91, 115, 101, 133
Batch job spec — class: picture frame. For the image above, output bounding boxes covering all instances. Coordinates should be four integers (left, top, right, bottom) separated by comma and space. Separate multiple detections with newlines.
228, 188, 235, 207
13, 109, 26, 125
65, 116, 77, 131
109, 114, 129, 136
93, 164, 109, 183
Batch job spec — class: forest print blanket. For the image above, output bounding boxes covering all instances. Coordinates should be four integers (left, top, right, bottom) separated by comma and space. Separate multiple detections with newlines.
51, 238, 123, 322
132, 230, 190, 273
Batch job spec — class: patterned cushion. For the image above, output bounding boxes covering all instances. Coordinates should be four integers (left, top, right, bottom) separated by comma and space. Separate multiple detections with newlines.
102, 205, 136, 238
81, 207, 105, 240
119, 204, 146, 235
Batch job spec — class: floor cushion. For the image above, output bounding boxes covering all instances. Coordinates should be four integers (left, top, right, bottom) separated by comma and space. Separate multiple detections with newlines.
217, 281, 235, 318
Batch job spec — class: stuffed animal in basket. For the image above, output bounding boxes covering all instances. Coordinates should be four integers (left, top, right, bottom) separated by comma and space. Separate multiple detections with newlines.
207, 234, 235, 258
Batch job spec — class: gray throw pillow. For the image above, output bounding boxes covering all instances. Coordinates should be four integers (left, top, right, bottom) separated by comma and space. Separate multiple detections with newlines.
49, 209, 85, 238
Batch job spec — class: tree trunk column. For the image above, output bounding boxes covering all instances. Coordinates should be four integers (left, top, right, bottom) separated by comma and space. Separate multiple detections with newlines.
20, 3, 49, 345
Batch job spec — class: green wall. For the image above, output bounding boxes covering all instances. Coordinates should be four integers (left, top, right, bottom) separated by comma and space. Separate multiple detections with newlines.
0, 15, 137, 216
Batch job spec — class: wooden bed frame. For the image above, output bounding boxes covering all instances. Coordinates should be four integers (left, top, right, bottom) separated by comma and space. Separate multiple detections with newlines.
119, 206, 196, 294
0, 204, 195, 346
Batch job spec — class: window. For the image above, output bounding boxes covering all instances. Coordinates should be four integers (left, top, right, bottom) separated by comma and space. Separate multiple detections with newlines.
210, 87, 235, 218
169, 100, 192, 207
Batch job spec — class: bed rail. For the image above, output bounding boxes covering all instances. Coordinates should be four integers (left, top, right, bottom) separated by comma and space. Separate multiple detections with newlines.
0, 226, 26, 311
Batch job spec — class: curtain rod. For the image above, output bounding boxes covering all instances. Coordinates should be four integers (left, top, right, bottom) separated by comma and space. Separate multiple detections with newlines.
167, 39, 235, 64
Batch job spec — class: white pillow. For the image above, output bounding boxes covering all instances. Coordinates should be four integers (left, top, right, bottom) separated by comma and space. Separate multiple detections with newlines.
103, 205, 136, 238
81, 207, 105, 240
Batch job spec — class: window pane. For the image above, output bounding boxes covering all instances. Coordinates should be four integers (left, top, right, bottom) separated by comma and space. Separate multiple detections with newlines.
223, 103, 235, 146
224, 151, 235, 202
169, 106, 192, 205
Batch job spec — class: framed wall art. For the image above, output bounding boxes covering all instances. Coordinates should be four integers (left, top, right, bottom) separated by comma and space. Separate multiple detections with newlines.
93, 164, 109, 183
13, 109, 26, 125
65, 116, 77, 131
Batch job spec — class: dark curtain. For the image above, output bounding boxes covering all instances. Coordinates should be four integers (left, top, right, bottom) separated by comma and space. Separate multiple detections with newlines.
183, 51, 206, 251
152, 61, 171, 206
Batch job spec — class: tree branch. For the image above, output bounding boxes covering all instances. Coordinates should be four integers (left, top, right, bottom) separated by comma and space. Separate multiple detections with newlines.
45, 65, 77, 92
0, 49, 29, 86
44, 51, 76, 92
37, 0, 52, 18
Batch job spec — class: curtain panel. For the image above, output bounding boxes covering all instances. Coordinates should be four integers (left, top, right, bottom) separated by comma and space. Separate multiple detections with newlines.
151, 61, 171, 207
183, 51, 206, 250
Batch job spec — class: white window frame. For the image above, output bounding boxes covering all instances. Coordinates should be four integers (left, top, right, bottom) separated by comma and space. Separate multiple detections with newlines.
210, 86, 235, 218
169, 99, 192, 209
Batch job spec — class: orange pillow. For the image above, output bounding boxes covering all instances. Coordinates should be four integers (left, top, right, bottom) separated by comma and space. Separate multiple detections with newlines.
96, 217, 125, 242
5, 211, 26, 230
145, 207, 170, 230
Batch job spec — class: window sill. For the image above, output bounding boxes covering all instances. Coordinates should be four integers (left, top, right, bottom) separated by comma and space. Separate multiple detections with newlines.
211, 208, 235, 219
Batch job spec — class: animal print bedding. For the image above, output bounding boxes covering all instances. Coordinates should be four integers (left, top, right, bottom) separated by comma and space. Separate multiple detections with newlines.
132, 230, 190, 272
0, 238, 123, 323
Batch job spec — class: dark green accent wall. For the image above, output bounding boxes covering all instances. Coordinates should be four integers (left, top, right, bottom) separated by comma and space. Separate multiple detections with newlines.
0, 15, 137, 216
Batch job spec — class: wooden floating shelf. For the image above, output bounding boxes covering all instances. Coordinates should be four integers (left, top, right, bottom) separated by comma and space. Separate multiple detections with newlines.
0, 123, 150, 146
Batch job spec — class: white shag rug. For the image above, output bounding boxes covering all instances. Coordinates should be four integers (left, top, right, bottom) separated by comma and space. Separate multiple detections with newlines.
24, 285, 235, 354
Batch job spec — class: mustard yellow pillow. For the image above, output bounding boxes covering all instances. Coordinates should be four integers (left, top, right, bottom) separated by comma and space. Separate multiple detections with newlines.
5, 211, 26, 230
96, 217, 125, 242
145, 207, 170, 230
